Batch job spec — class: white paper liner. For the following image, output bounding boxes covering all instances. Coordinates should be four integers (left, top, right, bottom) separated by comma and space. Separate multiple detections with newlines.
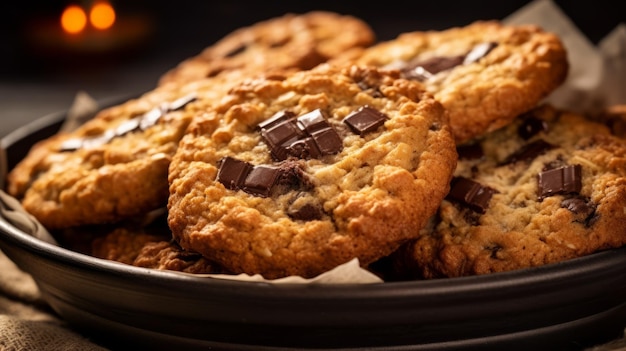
1, 0, 624, 285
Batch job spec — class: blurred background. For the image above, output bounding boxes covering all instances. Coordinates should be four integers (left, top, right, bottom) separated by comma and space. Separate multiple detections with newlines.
0, 0, 623, 138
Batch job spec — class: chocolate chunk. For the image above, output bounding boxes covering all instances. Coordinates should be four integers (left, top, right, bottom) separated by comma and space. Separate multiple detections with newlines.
276, 160, 314, 190
257, 110, 296, 131
518, 116, 548, 140
343, 106, 388, 136
403, 55, 465, 80
216, 156, 253, 190
286, 137, 322, 159
538, 164, 582, 198
261, 120, 302, 149
288, 202, 323, 221
243, 165, 281, 197
456, 143, 484, 160
58, 95, 197, 152
296, 109, 329, 134
59, 138, 84, 152
310, 128, 343, 155
140, 107, 165, 130
169, 94, 197, 111
561, 196, 597, 227
463, 42, 498, 65
447, 176, 497, 214
500, 140, 555, 165
115, 118, 141, 136
259, 109, 342, 161
561, 197, 593, 215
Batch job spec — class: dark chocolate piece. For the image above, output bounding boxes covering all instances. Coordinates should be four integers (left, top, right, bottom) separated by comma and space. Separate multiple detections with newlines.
139, 108, 164, 130
343, 106, 388, 136
538, 164, 582, 198
216, 156, 253, 190
403, 55, 465, 79
463, 42, 498, 65
286, 137, 322, 159
296, 109, 329, 134
500, 139, 555, 165
258, 108, 342, 161
257, 110, 296, 131
561, 197, 593, 215
561, 196, 597, 227
310, 128, 343, 155
243, 165, 281, 197
59, 138, 84, 152
261, 121, 302, 149
288, 202, 323, 221
447, 176, 497, 214
169, 94, 198, 111
58, 94, 197, 152
456, 143, 484, 160
518, 116, 548, 140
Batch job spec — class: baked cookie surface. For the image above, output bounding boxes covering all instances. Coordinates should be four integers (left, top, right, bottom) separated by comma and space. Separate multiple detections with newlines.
90, 214, 224, 274
167, 64, 458, 279
5, 76, 244, 229
158, 11, 376, 86
390, 104, 626, 280
330, 20, 569, 144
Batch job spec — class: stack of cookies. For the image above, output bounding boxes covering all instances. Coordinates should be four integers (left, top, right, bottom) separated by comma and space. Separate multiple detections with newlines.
7, 11, 626, 281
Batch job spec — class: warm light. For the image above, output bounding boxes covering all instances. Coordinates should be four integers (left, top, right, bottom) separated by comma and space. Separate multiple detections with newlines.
60, 5, 87, 34
89, 1, 116, 30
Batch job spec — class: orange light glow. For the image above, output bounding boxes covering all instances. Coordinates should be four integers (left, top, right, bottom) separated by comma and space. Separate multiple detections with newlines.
60, 5, 87, 34
89, 1, 116, 30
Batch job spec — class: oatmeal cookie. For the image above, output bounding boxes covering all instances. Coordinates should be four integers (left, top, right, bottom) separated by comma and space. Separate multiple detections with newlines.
158, 11, 376, 86
330, 20, 569, 144
390, 104, 626, 279
167, 64, 458, 279
5, 74, 261, 229
91, 220, 223, 274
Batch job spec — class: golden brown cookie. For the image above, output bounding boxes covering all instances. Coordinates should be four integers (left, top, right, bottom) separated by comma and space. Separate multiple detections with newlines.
390, 104, 626, 280
91, 221, 223, 274
330, 20, 569, 144
158, 11, 376, 86
167, 64, 458, 279
5, 75, 252, 229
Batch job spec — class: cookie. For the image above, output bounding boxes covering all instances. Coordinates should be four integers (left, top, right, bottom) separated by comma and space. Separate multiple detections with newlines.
157, 11, 376, 86
329, 20, 569, 144
389, 104, 626, 280
91, 224, 224, 274
5, 75, 253, 229
167, 64, 458, 279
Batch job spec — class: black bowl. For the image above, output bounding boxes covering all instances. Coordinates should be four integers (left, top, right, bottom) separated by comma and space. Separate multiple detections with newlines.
2, 99, 626, 351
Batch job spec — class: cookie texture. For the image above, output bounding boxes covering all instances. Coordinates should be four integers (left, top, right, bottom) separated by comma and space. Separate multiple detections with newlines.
91, 225, 224, 274
5, 77, 244, 229
158, 11, 376, 86
390, 104, 626, 279
167, 64, 458, 279
330, 20, 569, 144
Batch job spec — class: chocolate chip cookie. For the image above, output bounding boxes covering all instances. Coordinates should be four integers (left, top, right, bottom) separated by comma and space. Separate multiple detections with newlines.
167, 64, 458, 279
330, 20, 569, 144
158, 11, 376, 86
389, 104, 626, 279
91, 214, 224, 274
5, 76, 247, 229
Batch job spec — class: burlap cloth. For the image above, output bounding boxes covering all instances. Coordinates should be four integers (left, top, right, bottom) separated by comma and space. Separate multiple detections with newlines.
1, 0, 625, 349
